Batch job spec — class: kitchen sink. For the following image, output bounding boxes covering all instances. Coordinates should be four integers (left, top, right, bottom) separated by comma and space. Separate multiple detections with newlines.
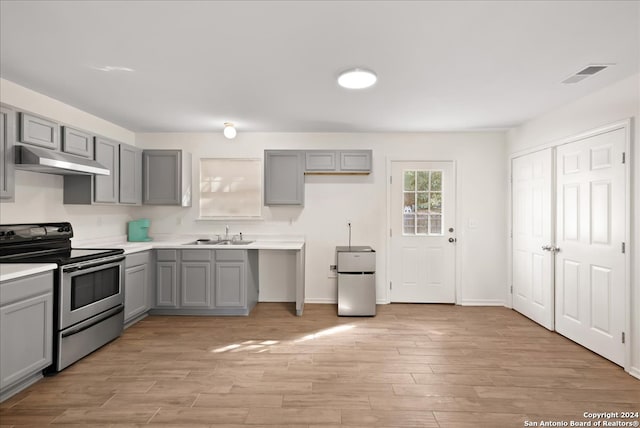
184, 239, 253, 246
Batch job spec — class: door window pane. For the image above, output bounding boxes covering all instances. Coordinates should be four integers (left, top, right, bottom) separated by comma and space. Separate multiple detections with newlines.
403, 214, 415, 234
431, 171, 442, 191
403, 171, 415, 191
403, 193, 415, 213
429, 215, 442, 235
416, 215, 428, 234
416, 192, 429, 213
401, 169, 444, 236
416, 171, 429, 191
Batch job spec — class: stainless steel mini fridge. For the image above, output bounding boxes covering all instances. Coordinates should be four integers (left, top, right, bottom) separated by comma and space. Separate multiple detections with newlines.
336, 246, 376, 316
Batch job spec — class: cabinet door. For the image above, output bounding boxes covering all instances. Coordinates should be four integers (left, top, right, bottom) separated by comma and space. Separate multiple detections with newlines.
143, 150, 182, 205
18, 112, 59, 150
62, 126, 93, 158
156, 262, 178, 307
0, 292, 53, 389
339, 150, 372, 172
215, 262, 246, 308
124, 264, 148, 322
305, 151, 336, 171
181, 262, 211, 307
264, 151, 304, 205
119, 144, 142, 205
94, 138, 119, 203
0, 105, 15, 201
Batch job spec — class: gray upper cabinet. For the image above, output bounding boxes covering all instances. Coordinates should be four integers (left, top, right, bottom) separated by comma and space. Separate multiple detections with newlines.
61, 126, 93, 158
264, 150, 304, 205
339, 150, 372, 172
93, 137, 119, 203
119, 144, 142, 205
305, 151, 336, 171
0, 105, 15, 202
143, 150, 192, 207
18, 112, 59, 150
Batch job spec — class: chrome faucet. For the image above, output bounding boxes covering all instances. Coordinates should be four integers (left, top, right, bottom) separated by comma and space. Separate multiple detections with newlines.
225, 225, 230, 240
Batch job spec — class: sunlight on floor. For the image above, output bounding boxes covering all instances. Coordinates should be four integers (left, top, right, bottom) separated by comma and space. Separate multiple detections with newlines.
295, 324, 355, 342
211, 339, 280, 353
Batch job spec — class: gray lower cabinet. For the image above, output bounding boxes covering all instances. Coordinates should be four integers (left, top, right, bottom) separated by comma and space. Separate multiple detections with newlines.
94, 137, 119, 203
156, 261, 179, 308
214, 249, 258, 312
119, 144, 142, 205
124, 251, 151, 326
0, 105, 15, 202
61, 126, 93, 158
151, 249, 257, 315
143, 150, 192, 207
264, 150, 304, 205
18, 112, 59, 150
0, 271, 53, 402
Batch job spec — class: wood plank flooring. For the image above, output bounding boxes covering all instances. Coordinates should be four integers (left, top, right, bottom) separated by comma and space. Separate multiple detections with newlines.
1, 303, 638, 427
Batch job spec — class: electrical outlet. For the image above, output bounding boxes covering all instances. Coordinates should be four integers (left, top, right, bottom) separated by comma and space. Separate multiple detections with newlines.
328, 264, 337, 278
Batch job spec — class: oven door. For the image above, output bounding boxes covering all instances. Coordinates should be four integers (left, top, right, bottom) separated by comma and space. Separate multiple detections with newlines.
59, 256, 125, 330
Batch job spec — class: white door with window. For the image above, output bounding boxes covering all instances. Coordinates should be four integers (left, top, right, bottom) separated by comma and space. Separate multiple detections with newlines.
555, 128, 626, 366
512, 149, 555, 330
390, 161, 456, 303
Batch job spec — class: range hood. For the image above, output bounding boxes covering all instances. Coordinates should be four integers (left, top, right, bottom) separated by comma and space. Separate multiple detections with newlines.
14, 145, 110, 176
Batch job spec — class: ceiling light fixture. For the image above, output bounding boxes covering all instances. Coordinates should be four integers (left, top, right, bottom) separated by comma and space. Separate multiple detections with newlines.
337, 68, 377, 89
223, 122, 237, 139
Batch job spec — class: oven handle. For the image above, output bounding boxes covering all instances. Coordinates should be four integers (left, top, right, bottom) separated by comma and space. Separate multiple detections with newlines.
63, 255, 125, 273
61, 305, 124, 338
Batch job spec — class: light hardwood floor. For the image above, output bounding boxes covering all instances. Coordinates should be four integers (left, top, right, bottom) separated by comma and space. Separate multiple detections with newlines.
1, 303, 638, 427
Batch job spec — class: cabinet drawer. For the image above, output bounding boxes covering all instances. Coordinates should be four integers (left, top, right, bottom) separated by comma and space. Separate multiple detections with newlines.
215, 249, 246, 262
61, 126, 93, 158
125, 251, 151, 268
1, 271, 53, 306
181, 249, 212, 261
18, 113, 59, 150
156, 249, 177, 261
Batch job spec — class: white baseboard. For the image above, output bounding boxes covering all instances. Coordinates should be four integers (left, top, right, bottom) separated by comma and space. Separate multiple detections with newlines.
258, 297, 295, 303
458, 299, 506, 306
629, 367, 640, 380
304, 298, 336, 304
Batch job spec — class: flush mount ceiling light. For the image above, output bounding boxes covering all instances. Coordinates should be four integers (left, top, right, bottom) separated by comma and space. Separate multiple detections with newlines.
337, 68, 377, 89
223, 122, 237, 139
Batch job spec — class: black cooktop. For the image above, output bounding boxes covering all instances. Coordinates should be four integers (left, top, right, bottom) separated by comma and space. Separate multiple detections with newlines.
6, 248, 125, 266
0, 222, 124, 266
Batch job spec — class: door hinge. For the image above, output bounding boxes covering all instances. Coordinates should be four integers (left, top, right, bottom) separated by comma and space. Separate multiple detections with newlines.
510, 285, 513, 294
390, 281, 393, 290
622, 152, 626, 164
390, 228, 392, 237
622, 242, 626, 254
622, 332, 625, 344
510, 229, 513, 238
390, 176, 392, 184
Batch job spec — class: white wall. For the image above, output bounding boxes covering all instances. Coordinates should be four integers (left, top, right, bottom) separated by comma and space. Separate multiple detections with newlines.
506, 73, 640, 377
135, 132, 508, 306
0, 79, 136, 239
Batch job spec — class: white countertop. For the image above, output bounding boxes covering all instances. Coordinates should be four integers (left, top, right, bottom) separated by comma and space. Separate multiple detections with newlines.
73, 235, 305, 253
0, 263, 57, 282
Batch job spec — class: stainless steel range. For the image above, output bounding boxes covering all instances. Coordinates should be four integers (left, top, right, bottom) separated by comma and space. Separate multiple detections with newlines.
0, 223, 125, 372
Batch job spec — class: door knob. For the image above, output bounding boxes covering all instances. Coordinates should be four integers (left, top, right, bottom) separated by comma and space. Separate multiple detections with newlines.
542, 245, 560, 253
448, 237, 456, 243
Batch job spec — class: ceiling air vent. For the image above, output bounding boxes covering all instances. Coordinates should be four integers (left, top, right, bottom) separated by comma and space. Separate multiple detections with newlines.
562, 64, 612, 84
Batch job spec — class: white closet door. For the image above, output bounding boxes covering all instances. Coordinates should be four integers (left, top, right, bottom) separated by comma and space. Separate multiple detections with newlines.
512, 148, 555, 330
555, 128, 626, 366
